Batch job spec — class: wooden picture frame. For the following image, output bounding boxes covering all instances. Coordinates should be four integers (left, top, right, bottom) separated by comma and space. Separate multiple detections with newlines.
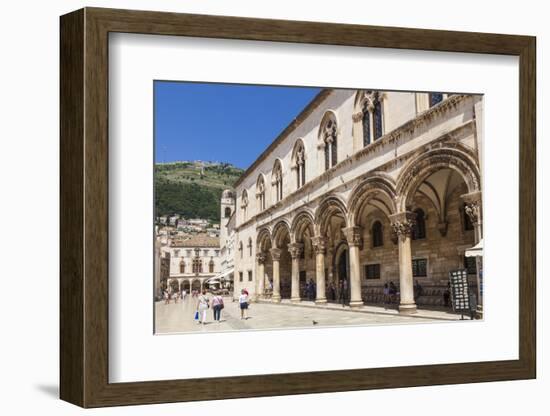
60, 7, 536, 408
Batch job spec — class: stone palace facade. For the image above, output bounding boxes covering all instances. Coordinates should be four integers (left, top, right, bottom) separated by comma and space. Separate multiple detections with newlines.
227, 89, 483, 314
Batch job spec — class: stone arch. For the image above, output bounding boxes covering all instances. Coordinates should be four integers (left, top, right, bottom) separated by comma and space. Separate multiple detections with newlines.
256, 227, 272, 252
396, 147, 481, 212
272, 219, 292, 247
290, 209, 315, 243
314, 195, 348, 236
348, 172, 397, 226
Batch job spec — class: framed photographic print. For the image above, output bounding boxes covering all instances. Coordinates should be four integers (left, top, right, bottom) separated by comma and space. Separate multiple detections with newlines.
60, 7, 536, 408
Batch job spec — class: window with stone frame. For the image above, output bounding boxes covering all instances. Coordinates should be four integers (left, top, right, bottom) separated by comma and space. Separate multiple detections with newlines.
248, 270, 253, 281
239, 271, 243, 282
179, 261, 185, 274
256, 175, 266, 211
412, 208, 426, 240
464, 256, 477, 275
362, 100, 371, 146
272, 160, 283, 202
412, 258, 428, 277
429, 92, 444, 107
241, 190, 249, 221
293, 140, 306, 189
373, 98, 383, 140
209, 259, 215, 273
224, 206, 231, 218
372, 220, 384, 247
239, 241, 243, 258
247, 237, 252, 257
321, 115, 337, 171
365, 263, 381, 279
192, 258, 202, 274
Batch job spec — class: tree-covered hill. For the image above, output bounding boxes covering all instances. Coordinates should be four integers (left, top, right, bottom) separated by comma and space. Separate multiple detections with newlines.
155, 161, 243, 222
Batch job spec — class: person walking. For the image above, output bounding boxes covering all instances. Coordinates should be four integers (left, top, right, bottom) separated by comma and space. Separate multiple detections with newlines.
181, 289, 187, 302
212, 294, 224, 323
339, 280, 349, 307
383, 283, 390, 309
238, 289, 249, 320
163, 290, 169, 305
329, 281, 337, 302
196, 289, 210, 325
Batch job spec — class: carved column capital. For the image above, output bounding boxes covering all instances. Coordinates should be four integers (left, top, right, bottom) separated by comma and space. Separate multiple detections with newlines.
343, 226, 363, 249
311, 236, 327, 255
256, 252, 267, 265
287, 243, 304, 260
461, 191, 482, 224
270, 248, 282, 261
390, 212, 417, 237
352, 111, 364, 122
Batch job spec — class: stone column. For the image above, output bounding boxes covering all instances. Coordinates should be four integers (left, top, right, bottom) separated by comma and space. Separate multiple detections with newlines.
390, 212, 417, 314
343, 226, 364, 308
288, 243, 304, 303
463, 191, 483, 318
270, 248, 282, 303
256, 252, 266, 299
312, 236, 327, 304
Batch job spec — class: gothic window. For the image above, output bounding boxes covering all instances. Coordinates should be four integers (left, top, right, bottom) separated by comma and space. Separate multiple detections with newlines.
362, 101, 371, 146
248, 237, 252, 257
209, 259, 215, 273
320, 114, 337, 171
239, 241, 243, 258
293, 140, 306, 189
179, 261, 185, 274
373, 98, 383, 140
372, 221, 383, 247
192, 258, 202, 274
241, 190, 249, 221
429, 92, 444, 107
412, 208, 426, 240
256, 175, 266, 211
224, 207, 231, 218
272, 160, 283, 202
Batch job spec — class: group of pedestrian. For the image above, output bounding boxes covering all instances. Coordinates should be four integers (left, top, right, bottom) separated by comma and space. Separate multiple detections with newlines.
382, 281, 398, 309
305, 278, 316, 301
193, 288, 251, 325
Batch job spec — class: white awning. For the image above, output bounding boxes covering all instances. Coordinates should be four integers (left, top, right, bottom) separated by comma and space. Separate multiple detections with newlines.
211, 269, 234, 281
465, 239, 483, 257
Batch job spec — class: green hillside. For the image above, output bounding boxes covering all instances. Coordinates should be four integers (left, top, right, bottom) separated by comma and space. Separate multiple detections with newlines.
155, 161, 243, 222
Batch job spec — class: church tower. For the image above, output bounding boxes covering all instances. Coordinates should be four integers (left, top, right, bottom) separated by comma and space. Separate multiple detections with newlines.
220, 189, 235, 248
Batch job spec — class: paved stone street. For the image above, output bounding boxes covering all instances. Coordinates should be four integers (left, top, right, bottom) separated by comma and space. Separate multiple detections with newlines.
155, 296, 463, 334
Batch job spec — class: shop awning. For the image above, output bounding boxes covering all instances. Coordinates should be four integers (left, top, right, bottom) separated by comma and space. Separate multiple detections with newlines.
465, 239, 483, 257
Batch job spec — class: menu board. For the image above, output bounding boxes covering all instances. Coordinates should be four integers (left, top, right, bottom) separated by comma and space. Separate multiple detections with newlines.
449, 269, 470, 312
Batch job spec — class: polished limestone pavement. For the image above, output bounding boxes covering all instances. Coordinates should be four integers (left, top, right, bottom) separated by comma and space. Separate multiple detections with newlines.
154, 295, 462, 334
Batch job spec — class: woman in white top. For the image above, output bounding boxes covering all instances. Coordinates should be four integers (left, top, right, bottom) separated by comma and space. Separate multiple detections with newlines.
196, 289, 210, 324
238, 289, 249, 320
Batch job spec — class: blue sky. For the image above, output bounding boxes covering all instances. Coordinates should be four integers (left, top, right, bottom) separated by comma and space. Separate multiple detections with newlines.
154, 81, 321, 169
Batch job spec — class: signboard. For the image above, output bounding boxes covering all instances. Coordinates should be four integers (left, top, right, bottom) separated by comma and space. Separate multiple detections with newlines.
449, 269, 470, 316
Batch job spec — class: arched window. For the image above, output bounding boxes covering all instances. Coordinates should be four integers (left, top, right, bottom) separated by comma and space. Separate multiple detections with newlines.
239, 241, 243, 258
429, 93, 444, 107
179, 260, 185, 274
248, 237, 252, 256
292, 140, 306, 189
209, 259, 214, 273
192, 258, 202, 274
373, 98, 383, 140
224, 206, 231, 218
241, 190, 249, 221
272, 160, 283, 202
362, 101, 371, 146
372, 221, 383, 247
320, 113, 338, 171
256, 175, 266, 211
360, 92, 384, 146
412, 208, 426, 240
